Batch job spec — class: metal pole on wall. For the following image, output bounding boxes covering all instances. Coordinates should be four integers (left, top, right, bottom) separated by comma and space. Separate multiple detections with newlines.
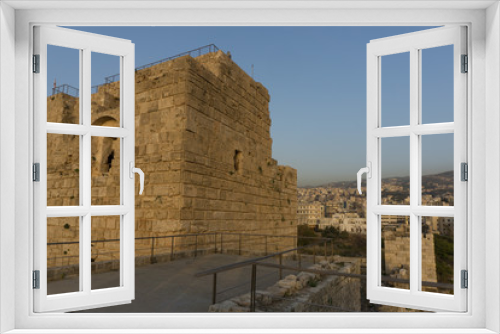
250, 264, 257, 312
170, 236, 175, 261
265, 236, 268, 256
212, 273, 217, 305
214, 232, 217, 254
331, 239, 334, 262
239, 234, 242, 256
195, 235, 198, 257
279, 254, 283, 280
150, 237, 157, 264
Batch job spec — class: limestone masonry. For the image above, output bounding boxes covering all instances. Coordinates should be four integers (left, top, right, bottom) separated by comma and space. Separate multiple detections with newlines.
47, 50, 298, 273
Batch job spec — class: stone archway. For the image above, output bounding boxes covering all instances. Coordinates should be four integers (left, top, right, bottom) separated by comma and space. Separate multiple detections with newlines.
91, 117, 120, 174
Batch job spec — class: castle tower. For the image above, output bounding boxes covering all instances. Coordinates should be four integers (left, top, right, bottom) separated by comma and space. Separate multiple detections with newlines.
46, 50, 298, 271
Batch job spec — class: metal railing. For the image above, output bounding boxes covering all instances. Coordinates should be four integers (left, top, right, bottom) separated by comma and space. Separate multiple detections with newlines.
50, 44, 220, 97
194, 239, 335, 310
104, 44, 219, 84
51, 84, 79, 97
195, 240, 454, 312
136, 44, 219, 71
51, 83, 114, 97
47, 231, 326, 269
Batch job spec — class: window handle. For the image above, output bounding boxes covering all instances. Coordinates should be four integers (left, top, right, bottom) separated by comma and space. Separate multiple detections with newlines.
129, 162, 144, 195
357, 162, 371, 195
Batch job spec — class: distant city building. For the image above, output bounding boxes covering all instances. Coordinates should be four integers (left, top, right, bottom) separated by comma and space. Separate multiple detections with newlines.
314, 214, 367, 234
297, 201, 324, 225
437, 217, 454, 237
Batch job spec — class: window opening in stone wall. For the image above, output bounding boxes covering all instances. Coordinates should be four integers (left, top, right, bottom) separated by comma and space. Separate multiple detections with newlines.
107, 150, 115, 172
234, 150, 243, 173
45, 26, 457, 313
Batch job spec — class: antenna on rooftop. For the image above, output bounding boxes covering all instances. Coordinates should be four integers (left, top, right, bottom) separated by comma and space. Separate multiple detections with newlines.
251, 64, 254, 79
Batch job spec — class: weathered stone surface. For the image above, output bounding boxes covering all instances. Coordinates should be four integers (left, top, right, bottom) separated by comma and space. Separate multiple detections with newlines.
277, 275, 298, 292
297, 272, 315, 286
266, 286, 289, 299
383, 225, 437, 290
234, 293, 252, 307
255, 290, 273, 306
208, 300, 239, 312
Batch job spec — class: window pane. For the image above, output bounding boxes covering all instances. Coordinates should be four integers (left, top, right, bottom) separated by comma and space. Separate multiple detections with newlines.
421, 216, 454, 295
381, 137, 410, 205
91, 216, 121, 290
47, 134, 80, 206
47, 45, 80, 124
91, 136, 120, 205
421, 134, 454, 206
421, 45, 454, 124
91, 52, 120, 127
381, 215, 410, 290
47, 217, 80, 295
381, 52, 410, 127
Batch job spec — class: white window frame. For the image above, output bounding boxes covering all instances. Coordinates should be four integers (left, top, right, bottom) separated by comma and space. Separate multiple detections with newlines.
33, 26, 136, 313
0, 1, 499, 333
366, 26, 467, 312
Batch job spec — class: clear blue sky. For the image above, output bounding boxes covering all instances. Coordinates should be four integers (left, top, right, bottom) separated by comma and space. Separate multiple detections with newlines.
50, 26, 454, 187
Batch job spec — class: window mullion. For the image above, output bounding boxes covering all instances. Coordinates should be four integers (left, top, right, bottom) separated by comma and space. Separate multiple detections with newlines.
409, 47, 420, 294
78, 49, 85, 293
416, 48, 423, 293
81, 48, 92, 293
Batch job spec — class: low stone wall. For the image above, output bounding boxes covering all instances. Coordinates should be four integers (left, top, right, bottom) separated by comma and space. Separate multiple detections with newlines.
208, 260, 361, 312
292, 266, 361, 312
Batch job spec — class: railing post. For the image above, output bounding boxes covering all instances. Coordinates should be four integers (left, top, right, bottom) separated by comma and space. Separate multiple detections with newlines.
250, 264, 257, 312
212, 273, 217, 305
221, 234, 224, 254
195, 235, 198, 257
330, 239, 334, 262
239, 234, 242, 256
313, 244, 316, 264
214, 233, 217, 254
265, 236, 268, 256
295, 236, 298, 261
170, 236, 175, 261
324, 241, 327, 259
298, 251, 302, 269
150, 237, 157, 264
279, 254, 283, 280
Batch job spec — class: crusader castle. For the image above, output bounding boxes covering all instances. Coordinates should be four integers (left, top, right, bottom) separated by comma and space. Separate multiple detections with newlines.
46, 48, 298, 273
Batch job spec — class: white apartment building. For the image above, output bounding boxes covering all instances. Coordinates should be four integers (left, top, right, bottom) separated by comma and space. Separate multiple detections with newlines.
297, 201, 325, 225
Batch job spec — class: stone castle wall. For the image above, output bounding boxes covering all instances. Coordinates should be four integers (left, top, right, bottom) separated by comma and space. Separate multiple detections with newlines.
46, 51, 297, 272
382, 223, 438, 291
